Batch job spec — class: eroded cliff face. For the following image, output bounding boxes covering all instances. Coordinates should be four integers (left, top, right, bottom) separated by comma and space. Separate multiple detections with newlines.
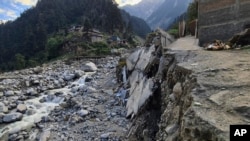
119, 30, 233, 141
116, 30, 196, 140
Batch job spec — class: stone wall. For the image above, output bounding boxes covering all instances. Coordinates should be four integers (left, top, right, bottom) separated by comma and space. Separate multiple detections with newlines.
198, 0, 250, 45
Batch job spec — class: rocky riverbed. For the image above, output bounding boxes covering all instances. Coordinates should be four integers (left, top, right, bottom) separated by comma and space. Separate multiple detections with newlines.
0, 57, 129, 141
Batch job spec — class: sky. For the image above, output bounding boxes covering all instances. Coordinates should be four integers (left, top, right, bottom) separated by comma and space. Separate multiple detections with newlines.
116, 0, 141, 6
0, 0, 141, 23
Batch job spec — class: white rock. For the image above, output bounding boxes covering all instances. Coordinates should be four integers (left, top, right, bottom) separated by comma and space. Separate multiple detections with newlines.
81, 62, 97, 72
17, 104, 27, 113
100, 133, 111, 139
77, 110, 89, 117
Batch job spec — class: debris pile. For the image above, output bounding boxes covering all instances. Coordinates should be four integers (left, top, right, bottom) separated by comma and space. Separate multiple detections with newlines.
204, 28, 250, 51
205, 40, 231, 50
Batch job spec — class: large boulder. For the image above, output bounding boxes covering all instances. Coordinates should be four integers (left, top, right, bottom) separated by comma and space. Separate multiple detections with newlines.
17, 104, 27, 113
81, 62, 97, 72
3, 113, 23, 123
4, 90, 14, 97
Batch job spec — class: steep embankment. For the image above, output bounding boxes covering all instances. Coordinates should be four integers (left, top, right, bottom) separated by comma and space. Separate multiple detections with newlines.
120, 32, 250, 141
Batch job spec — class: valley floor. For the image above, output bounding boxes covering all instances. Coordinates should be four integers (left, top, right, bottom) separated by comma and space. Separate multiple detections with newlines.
1, 36, 250, 141
0, 57, 129, 141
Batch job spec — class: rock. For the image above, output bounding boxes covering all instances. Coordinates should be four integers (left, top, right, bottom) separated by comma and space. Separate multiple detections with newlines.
85, 76, 93, 82
165, 124, 179, 135
27, 88, 38, 96
86, 87, 97, 93
169, 94, 175, 102
4, 90, 14, 96
74, 70, 85, 78
63, 74, 75, 81
0, 92, 3, 97
173, 82, 182, 100
194, 102, 202, 106
0, 129, 9, 141
100, 133, 111, 139
17, 104, 27, 113
77, 110, 89, 117
32, 80, 40, 85
126, 75, 154, 117
33, 66, 43, 74
3, 113, 23, 123
39, 130, 51, 141
209, 91, 229, 105
81, 62, 98, 72
0, 102, 8, 113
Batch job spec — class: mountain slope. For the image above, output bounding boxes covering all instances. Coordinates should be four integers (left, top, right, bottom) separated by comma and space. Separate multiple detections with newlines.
146, 0, 192, 29
122, 0, 192, 30
121, 10, 151, 38
0, 0, 150, 71
122, 0, 164, 20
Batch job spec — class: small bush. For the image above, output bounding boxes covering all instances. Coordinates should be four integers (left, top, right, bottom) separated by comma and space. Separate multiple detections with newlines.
168, 28, 179, 38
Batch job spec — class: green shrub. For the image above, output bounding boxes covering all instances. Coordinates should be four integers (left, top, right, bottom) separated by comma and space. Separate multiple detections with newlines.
15, 53, 26, 70
168, 28, 179, 38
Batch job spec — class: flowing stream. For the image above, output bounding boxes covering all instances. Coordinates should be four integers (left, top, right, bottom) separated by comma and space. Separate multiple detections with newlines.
0, 74, 90, 135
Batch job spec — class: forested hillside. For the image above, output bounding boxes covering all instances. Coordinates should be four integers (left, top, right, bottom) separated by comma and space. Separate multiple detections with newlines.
0, 0, 149, 71
121, 10, 151, 38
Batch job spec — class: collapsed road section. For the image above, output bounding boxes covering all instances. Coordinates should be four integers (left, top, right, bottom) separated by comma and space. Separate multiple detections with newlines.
118, 30, 250, 141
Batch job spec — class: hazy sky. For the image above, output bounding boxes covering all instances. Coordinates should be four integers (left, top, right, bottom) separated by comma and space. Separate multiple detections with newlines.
0, 0, 141, 22
115, 0, 141, 6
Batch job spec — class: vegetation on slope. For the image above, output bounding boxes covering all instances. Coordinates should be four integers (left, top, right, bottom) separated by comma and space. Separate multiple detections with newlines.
0, 0, 150, 71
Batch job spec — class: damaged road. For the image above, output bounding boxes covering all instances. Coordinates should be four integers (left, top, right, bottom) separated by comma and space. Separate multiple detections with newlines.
122, 34, 250, 141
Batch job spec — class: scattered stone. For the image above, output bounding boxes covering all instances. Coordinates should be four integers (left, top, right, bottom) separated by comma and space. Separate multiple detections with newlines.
194, 102, 202, 107
0, 92, 4, 97
81, 62, 98, 72
25, 81, 30, 87
63, 74, 75, 81
77, 110, 89, 117
33, 66, 43, 74
39, 130, 51, 141
4, 90, 14, 97
26, 88, 38, 96
3, 113, 23, 123
74, 70, 85, 78
17, 104, 27, 113
173, 82, 182, 100
32, 80, 40, 85
0, 102, 8, 113
86, 87, 97, 93
100, 133, 111, 139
